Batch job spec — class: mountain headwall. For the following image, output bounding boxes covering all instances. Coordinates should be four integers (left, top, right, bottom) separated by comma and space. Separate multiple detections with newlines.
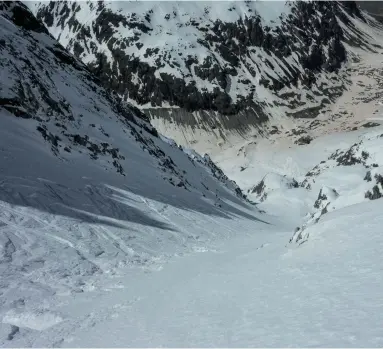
29, 1, 383, 148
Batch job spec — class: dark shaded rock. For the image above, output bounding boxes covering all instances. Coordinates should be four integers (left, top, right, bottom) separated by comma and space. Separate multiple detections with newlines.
364, 170, 372, 182
295, 135, 313, 145
0, 2, 49, 34
362, 122, 381, 128
314, 187, 339, 209
365, 174, 383, 200
334, 143, 368, 166
251, 178, 266, 197
34, 0, 368, 126
365, 185, 382, 200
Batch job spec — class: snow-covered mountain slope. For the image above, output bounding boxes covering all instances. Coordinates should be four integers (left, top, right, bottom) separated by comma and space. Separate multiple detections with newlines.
0, 2, 272, 343
2, 3, 383, 347
290, 127, 383, 243
214, 109, 383, 237
28, 1, 383, 151
2, 175, 383, 347
29, 201, 383, 347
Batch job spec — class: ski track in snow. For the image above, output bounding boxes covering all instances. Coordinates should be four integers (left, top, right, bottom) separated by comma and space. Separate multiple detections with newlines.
2, 199, 383, 347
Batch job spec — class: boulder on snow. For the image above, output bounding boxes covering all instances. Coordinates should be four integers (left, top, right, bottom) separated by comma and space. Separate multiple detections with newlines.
291, 186, 339, 245
295, 135, 313, 145
365, 173, 383, 200
248, 173, 298, 202
313, 186, 339, 210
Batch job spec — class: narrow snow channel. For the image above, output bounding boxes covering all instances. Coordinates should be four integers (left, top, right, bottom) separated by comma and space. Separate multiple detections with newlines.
18, 200, 383, 348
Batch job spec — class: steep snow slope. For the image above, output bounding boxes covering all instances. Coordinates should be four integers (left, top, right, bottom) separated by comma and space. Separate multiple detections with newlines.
0, 2, 270, 343
2, 3, 383, 347
2, 186, 383, 347
28, 0, 383, 151
39, 201, 383, 347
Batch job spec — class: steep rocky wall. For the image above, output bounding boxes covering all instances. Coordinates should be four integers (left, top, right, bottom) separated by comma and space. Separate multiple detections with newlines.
28, 1, 383, 149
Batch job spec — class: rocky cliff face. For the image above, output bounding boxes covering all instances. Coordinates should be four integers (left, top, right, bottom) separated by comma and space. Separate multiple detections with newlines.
29, 1, 382, 141
1, 1, 248, 200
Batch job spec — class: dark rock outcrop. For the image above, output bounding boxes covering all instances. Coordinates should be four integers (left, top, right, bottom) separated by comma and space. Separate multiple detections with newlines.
31, 1, 380, 133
